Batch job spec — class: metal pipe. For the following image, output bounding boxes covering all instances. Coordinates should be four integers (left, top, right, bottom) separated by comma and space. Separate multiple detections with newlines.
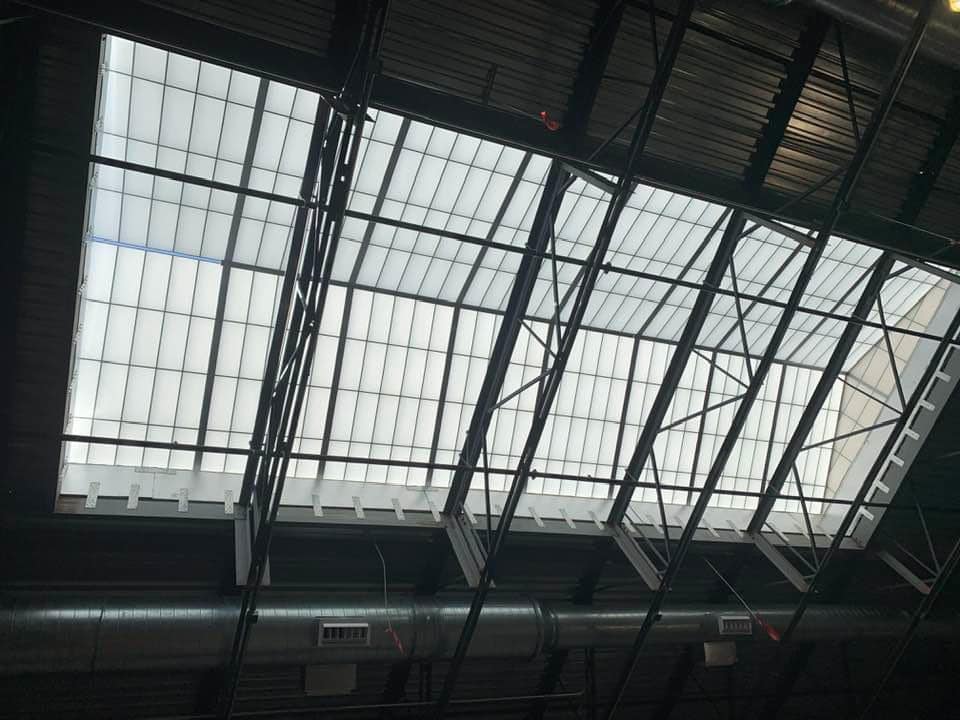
1, 596, 950, 676
793, 0, 960, 73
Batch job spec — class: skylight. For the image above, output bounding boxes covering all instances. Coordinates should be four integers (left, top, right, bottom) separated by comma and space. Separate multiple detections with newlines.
61, 36, 960, 536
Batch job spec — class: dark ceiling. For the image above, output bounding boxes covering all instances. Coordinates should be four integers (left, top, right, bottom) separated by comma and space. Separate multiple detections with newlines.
3, 1, 960, 719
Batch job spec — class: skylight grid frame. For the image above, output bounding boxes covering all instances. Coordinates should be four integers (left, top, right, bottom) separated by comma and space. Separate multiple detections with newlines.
60, 29, 959, 563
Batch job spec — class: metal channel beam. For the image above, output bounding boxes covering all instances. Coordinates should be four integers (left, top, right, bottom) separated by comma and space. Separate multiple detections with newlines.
748, 253, 895, 533
434, 3, 696, 714
745, 10, 831, 187
601, 5, 936, 717
876, 549, 932, 595
752, 530, 809, 592
607, 212, 746, 522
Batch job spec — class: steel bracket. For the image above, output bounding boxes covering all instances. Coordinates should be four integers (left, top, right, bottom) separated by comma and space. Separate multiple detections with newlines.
445, 511, 491, 589
876, 549, 931, 595
611, 523, 662, 591
751, 531, 808, 592
234, 499, 270, 587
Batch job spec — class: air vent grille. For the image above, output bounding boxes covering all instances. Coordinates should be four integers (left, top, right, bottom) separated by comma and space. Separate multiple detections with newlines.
319, 622, 370, 646
718, 615, 752, 636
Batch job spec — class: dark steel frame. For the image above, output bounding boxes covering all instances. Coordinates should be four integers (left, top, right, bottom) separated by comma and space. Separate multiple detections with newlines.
434, 2, 697, 714
218, 2, 388, 717
600, 4, 937, 717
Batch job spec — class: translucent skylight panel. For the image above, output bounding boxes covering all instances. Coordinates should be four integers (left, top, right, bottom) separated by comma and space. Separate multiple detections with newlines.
433, 309, 504, 488
66, 241, 222, 469
70, 36, 960, 530
472, 319, 555, 489
526, 330, 634, 499
316, 291, 454, 486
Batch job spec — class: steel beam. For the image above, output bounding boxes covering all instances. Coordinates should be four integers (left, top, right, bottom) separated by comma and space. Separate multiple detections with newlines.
751, 530, 809, 592
602, 4, 936, 717
562, 0, 625, 146
441, 161, 570, 515
653, 646, 696, 720
434, 3, 696, 714
607, 211, 746, 522
314, 119, 411, 481
898, 90, 960, 223
745, 10, 831, 187
876, 549, 932, 595
237, 107, 329, 508
748, 253, 895, 533
220, 2, 386, 716
69, 150, 960, 347
64, 430, 960, 516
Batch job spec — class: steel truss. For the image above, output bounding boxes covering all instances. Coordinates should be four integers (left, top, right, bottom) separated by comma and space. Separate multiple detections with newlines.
432, 2, 698, 714
599, 3, 938, 718
44, 0, 960, 716
217, 2, 388, 717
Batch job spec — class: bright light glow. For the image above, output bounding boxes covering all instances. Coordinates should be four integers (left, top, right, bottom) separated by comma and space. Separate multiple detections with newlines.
62, 36, 957, 519
951, 0, 960, 13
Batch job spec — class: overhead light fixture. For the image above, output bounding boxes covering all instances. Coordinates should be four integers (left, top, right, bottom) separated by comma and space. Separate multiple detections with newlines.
951, 0, 960, 12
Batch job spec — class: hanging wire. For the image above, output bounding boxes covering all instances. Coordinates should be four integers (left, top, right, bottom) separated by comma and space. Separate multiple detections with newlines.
374, 541, 405, 654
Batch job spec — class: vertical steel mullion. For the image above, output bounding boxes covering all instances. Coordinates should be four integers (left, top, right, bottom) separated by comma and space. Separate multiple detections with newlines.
687, 351, 716, 504
195, 78, 269, 469
608, 211, 745, 522
728, 256, 754, 379
608, 335, 641, 497
876, 292, 907, 408
425, 155, 531, 486
748, 253, 895, 533
760, 367, 786, 493
602, 4, 936, 715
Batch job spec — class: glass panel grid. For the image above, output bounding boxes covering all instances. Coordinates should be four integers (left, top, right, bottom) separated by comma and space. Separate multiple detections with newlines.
65, 36, 958, 526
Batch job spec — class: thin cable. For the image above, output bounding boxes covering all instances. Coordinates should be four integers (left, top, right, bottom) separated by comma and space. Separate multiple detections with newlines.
374, 541, 405, 654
